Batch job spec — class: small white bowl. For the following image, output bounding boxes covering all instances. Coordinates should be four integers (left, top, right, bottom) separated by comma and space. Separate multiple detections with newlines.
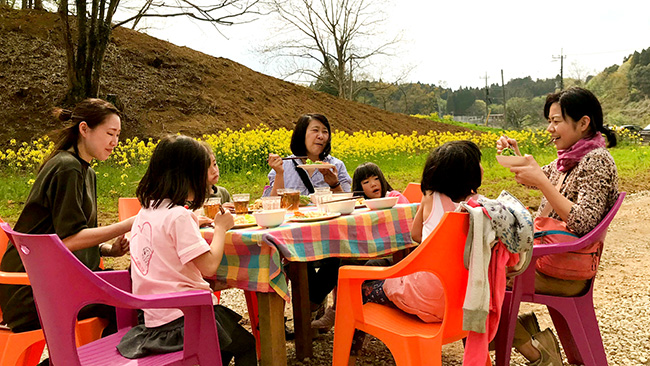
323, 199, 356, 215
496, 155, 529, 168
364, 196, 399, 210
253, 209, 286, 228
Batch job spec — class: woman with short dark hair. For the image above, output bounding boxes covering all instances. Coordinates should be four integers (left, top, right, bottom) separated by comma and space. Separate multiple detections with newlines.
264, 113, 352, 196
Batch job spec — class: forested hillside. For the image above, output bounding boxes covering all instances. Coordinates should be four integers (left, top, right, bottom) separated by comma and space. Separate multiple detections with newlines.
316, 48, 650, 129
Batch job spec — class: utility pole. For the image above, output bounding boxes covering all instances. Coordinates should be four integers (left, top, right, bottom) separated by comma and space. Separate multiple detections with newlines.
480, 72, 489, 124
501, 69, 507, 127
552, 48, 566, 90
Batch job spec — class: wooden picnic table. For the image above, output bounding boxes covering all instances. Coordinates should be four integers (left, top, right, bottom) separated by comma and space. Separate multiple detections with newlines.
214, 204, 418, 366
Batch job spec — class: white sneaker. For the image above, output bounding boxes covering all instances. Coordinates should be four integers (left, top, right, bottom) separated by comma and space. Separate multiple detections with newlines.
527, 328, 563, 366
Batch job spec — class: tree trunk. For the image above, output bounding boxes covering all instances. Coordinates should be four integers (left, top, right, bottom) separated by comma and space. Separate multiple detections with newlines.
59, 0, 84, 103
34, 0, 42, 10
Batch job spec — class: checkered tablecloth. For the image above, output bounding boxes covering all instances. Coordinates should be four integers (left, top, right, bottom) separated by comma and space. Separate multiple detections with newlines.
215, 204, 418, 301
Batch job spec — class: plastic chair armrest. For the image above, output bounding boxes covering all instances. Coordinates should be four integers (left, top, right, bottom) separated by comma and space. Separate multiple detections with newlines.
532, 238, 599, 256
104, 289, 215, 311
338, 258, 422, 281
95, 270, 131, 292
0, 271, 30, 285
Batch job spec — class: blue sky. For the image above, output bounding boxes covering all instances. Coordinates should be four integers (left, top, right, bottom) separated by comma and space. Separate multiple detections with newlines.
120, 0, 650, 89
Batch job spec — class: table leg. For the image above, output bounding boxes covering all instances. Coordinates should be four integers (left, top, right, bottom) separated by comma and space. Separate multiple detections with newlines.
288, 261, 313, 360
257, 292, 287, 366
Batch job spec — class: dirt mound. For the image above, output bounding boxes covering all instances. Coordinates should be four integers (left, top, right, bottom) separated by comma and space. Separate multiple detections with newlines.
0, 8, 469, 144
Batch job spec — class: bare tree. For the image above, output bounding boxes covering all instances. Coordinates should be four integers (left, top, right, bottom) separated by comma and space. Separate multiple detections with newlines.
58, 0, 262, 103
264, 0, 400, 100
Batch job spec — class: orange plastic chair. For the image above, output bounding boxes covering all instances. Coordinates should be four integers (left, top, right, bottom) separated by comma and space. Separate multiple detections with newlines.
0, 218, 108, 366
332, 212, 471, 366
117, 197, 141, 222
402, 182, 423, 204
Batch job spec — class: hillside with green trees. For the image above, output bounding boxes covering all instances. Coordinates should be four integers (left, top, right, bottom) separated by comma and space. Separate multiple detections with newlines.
312, 47, 650, 130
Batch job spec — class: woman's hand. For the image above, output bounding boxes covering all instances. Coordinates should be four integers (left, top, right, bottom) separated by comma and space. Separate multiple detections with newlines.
212, 209, 234, 233
102, 234, 129, 257
509, 155, 546, 187
268, 153, 284, 174
320, 166, 341, 191
496, 135, 522, 156
222, 202, 235, 213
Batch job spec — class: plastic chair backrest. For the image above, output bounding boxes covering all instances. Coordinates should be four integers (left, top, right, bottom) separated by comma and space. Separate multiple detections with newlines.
402, 182, 422, 204
2, 223, 221, 366
118, 197, 141, 222
394, 211, 469, 339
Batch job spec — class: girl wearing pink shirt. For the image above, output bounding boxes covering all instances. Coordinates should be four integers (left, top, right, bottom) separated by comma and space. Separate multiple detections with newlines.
347, 141, 483, 364
117, 135, 256, 365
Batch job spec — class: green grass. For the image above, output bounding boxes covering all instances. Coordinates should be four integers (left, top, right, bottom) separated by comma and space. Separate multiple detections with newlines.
2, 145, 648, 225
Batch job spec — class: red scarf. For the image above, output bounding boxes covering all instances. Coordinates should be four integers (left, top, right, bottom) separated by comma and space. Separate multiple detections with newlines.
556, 132, 606, 172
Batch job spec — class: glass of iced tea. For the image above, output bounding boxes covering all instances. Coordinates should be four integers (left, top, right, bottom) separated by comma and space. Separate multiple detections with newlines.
282, 189, 300, 211
233, 193, 250, 215
203, 197, 222, 218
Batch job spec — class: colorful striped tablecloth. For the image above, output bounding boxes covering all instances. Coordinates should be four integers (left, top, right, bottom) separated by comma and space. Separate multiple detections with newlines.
215, 204, 418, 301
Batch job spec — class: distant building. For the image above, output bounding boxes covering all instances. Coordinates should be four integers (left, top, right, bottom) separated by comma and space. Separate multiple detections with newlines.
453, 114, 504, 127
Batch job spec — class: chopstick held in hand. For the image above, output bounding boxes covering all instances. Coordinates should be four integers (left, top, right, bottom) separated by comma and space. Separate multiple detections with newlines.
281, 156, 308, 160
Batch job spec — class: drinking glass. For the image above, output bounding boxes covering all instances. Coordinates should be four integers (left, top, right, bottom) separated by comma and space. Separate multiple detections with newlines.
282, 189, 301, 211
233, 193, 250, 215
203, 197, 222, 218
261, 196, 281, 210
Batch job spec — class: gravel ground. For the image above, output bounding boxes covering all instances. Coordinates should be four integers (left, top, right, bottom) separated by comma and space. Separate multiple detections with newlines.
218, 191, 650, 365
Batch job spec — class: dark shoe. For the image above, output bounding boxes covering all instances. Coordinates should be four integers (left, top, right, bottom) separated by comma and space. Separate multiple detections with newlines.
518, 312, 541, 336
285, 326, 295, 340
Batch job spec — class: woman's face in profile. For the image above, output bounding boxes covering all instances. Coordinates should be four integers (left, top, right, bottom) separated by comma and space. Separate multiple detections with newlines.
304, 119, 329, 158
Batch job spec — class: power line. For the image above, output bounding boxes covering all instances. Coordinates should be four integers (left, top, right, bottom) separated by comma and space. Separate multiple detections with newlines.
552, 48, 566, 90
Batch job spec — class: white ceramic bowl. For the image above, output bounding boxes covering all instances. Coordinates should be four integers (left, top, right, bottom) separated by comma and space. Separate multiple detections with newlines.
323, 199, 356, 215
252, 209, 286, 228
364, 196, 399, 210
496, 155, 529, 168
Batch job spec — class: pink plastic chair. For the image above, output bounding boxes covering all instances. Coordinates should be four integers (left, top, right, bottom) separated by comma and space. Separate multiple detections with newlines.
494, 192, 625, 366
1, 223, 222, 366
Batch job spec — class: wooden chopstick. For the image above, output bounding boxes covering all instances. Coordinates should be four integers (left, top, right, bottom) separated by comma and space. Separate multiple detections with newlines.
321, 196, 363, 204
282, 156, 308, 160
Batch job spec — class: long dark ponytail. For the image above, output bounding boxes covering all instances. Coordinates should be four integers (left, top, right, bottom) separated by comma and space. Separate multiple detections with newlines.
41, 98, 120, 171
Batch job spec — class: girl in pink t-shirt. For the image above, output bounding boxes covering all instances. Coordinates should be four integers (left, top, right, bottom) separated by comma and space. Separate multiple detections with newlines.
116, 135, 256, 365
348, 141, 483, 363
352, 162, 409, 204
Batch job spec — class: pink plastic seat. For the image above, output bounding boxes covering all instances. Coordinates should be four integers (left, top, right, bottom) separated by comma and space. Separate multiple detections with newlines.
1, 223, 222, 366
494, 192, 625, 366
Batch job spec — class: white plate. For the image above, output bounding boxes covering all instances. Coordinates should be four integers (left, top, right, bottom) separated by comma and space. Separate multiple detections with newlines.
496, 155, 529, 168
231, 222, 257, 229
288, 212, 341, 222
297, 163, 335, 173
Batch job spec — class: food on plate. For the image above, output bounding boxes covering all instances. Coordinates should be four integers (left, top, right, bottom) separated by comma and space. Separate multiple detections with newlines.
356, 197, 365, 206
292, 210, 328, 219
249, 199, 263, 211
234, 214, 256, 225
304, 159, 326, 165
299, 195, 311, 206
